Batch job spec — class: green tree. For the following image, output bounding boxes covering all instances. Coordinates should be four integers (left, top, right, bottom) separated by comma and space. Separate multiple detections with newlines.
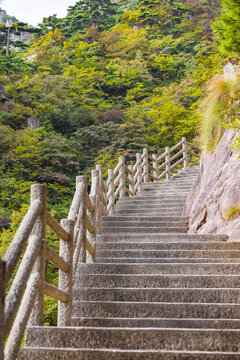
213, 0, 240, 56
39, 14, 62, 33
62, 0, 121, 35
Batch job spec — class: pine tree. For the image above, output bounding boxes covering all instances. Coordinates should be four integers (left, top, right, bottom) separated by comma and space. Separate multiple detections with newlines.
62, 0, 121, 35
137, 0, 187, 32
213, 0, 240, 56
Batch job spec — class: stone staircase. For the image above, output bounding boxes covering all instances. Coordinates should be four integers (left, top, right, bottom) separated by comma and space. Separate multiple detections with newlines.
19, 166, 240, 359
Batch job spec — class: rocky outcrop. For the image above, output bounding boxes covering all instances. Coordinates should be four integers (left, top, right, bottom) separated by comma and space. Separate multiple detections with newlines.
184, 130, 240, 241
0, 8, 18, 24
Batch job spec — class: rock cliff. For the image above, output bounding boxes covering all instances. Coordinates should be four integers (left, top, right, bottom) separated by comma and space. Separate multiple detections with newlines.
183, 130, 240, 241
0, 8, 18, 24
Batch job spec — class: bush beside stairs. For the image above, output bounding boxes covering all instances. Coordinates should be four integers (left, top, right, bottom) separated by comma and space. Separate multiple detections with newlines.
19, 166, 240, 359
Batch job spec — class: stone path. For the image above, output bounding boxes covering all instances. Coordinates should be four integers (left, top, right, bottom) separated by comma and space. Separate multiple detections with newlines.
19, 166, 240, 359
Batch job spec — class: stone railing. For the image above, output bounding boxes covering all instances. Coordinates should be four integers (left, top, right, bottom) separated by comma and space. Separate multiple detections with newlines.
0, 137, 200, 360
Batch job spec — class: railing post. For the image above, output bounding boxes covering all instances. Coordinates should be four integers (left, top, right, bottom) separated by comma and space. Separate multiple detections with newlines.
165, 147, 171, 180
136, 153, 143, 192
58, 219, 74, 327
107, 169, 115, 215
152, 154, 158, 182
128, 165, 134, 196
88, 170, 98, 262
96, 164, 104, 233
143, 148, 149, 183
75, 176, 87, 265
119, 156, 126, 198
0, 261, 5, 360
182, 137, 188, 169
28, 184, 47, 326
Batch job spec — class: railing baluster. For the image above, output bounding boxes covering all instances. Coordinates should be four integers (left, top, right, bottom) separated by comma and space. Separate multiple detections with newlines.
96, 164, 104, 232
152, 154, 158, 182
28, 184, 47, 326
87, 170, 98, 262
136, 153, 143, 192
165, 147, 171, 180
143, 148, 149, 183
182, 137, 188, 169
107, 169, 115, 215
58, 219, 74, 327
128, 165, 134, 196
119, 156, 126, 198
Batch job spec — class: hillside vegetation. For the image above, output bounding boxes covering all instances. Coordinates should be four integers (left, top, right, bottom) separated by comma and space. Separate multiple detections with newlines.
0, 0, 225, 222
3, 0, 239, 326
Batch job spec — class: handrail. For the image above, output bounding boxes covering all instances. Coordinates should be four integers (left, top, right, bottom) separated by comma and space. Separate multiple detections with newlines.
186, 141, 201, 151
1, 136, 201, 360
3, 199, 42, 284
46, 211, 69, 241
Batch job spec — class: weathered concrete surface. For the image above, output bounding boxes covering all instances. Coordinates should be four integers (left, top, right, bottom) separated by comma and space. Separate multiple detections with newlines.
183, 130, 240, 241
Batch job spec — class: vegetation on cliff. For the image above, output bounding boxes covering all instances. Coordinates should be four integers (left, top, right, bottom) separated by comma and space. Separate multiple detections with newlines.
0, 0, 224, 214
200, 0, 240, 151
0, 0, 228, 323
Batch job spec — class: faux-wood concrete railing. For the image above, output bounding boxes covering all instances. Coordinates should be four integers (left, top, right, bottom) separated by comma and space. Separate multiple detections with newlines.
1, 137, 200, 360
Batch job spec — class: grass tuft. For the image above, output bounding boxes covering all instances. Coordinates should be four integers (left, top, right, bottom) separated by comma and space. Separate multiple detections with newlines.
223, 206, 240, 221
200, 73, 240, 152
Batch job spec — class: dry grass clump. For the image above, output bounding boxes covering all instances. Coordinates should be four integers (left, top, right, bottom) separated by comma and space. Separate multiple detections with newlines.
200, 73, 240, 152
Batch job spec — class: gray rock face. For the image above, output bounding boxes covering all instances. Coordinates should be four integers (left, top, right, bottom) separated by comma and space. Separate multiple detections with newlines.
183, 130, 240, 241
0, 261, 5, 360
27, 117, 41, 129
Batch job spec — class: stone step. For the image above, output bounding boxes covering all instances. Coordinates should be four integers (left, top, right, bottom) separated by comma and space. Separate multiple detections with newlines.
98, 257, 240, 264
23, 326, 240, 352
144, 180, 195, 184
115, 204, 185, 210
72, 317, 240, 330
139, 190, 191, 195
73, 287, 240, 303
171, 176, 197, 181
118, 197, 187, 202
115, 210, 183, 216
18, 348, 240, 360
115, 208, 185, 214
76, 274, 240, 288
98, 234, 228, 243
102, 222, 188, 229
131, 198, 187, 204
137, 194, 188, 198
72, 301, 240, 319
142, 184, 193, 188
76, 263, 240, 275
97, 242, 240, 251
141, 189, 191, 193
101, 227, 187, 234
117, 200, 186, 205
169, 179, 196, 184
172, 172, 198, 176
150, 182, 195, 187
102, 216, 188, 222
173, 172, 198, 176
97, 249, 240, 258
175, 169, 199, 174
133, 195, 188, 200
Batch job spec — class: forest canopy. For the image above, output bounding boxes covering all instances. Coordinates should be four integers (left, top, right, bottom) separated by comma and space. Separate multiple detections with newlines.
1, 0, 234, 325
